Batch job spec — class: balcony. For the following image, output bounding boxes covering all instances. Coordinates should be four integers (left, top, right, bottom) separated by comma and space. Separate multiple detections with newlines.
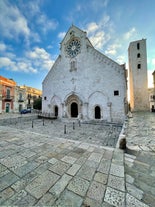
18, 99, 24, 102
2, 95, 14, 101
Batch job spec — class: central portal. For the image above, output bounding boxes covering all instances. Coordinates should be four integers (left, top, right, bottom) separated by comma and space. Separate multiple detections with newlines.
95, 106, 101, 119
71, 102, 78, 117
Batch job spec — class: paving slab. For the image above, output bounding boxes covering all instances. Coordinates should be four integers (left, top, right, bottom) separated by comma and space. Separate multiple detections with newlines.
87, 180, 106, 203
67, 176, 90, 197
77, 164, 96, 181
104, 187, 125, 207
126, 193, 149, 207
49, 160, 71, 175
54, 189, 83, 207
49, 174, 72, 197
25, 170, 60, 199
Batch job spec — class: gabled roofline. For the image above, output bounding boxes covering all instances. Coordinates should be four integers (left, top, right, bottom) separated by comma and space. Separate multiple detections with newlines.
88, 45, 125, 68
60, 24, 87, 45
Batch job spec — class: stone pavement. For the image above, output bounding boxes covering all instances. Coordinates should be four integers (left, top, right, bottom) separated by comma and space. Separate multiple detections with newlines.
125, 112, 155, 207
0, 112, 154, 206
0, 116, 122, 148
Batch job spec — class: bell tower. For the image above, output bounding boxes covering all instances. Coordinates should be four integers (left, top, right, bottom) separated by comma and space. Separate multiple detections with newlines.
128, 39, 149, 111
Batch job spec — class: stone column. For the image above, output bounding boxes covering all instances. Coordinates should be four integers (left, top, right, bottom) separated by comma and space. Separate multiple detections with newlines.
61, 103, 64, 118
107, 102, 112, 122
83, 102, 89, 120
62, 102, 67, 118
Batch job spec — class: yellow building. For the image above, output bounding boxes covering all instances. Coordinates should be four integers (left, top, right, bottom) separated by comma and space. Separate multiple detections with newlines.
0, 76, 16, 113
20, 85, 42, 109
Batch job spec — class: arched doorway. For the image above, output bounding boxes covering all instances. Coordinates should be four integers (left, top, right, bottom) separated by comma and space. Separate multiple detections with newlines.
54, 105, 58, 117
95, 106, 101, 119
6, 103, 10, 113
71, 102, 78, 117
65, 94, 82, 118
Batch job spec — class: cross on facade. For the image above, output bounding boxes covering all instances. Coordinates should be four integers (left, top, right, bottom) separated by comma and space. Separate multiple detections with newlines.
71, 78, 76, 84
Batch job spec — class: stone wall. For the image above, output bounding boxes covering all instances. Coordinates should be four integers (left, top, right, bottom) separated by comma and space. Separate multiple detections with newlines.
0, 115, 38, 126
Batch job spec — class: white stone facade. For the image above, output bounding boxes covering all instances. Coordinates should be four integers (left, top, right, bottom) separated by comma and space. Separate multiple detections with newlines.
42, 25, 127, 123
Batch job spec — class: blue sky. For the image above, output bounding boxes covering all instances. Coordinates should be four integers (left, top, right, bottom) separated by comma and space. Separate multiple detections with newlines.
0, 0, 155, 90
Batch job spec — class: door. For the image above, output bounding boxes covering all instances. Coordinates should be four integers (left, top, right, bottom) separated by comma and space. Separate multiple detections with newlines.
54, 105, 58, 117
71, 102, 78, 117
95, 106, 101, 119
6, 103, 10, 113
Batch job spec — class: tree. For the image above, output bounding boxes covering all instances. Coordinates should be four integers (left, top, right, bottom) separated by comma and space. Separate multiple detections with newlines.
33, 97, 42, 110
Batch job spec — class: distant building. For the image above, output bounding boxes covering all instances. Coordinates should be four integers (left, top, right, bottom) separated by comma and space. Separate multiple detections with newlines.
148, 71, 155, 112
20, 85, 42, 109
128, 39, 149, 111
0, 76, 16, 113
14, 86, 27, 112
0, 75, 42, 113
42, 25, 128, 123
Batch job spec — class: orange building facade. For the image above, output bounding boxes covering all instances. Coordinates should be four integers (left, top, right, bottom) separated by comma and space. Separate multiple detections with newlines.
0, 76, 16, 113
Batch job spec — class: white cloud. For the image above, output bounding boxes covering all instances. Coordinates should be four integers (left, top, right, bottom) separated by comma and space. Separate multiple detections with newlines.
123, 27, 136, 40
27, 47, 50, 60
16, 61, 37, 73
105, 43, 121, 55
87, 22, 99, 34
58, 32, 66, 39
0, 0, 30, 40
26, 47, 54, 71
86, 15, 112, 50
22, 1, 58, 35
36, 14, 58, 34
89, 31, 106, 50
0, 56, 37, 73
0, 44, 55, 73
116, 55, 126, 64
0, 57, 15, 68
0, 43, 6, 51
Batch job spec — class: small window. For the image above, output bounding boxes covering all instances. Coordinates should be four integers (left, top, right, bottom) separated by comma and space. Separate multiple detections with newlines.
70, 60, 77, 72
137, 64, 141, 69
137, 43, 140, 50
19, 93, 22, 100
114, 90, 119, 96
44, 96, 47, 100
137, 53, 140, 58
6, 88, 10, 98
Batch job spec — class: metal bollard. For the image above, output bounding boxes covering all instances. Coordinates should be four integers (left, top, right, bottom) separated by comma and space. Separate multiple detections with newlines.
32, 120, 33, 128
64, 125, 66, 134
78, 120, 81, 127
73, 122, 75, 130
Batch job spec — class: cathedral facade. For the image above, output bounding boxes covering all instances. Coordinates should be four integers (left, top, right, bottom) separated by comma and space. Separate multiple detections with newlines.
42, 25, 128, 123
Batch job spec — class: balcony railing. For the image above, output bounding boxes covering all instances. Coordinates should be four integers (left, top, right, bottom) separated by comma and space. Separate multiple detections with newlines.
2, 95, 14, 101
18, 99, 24, 102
